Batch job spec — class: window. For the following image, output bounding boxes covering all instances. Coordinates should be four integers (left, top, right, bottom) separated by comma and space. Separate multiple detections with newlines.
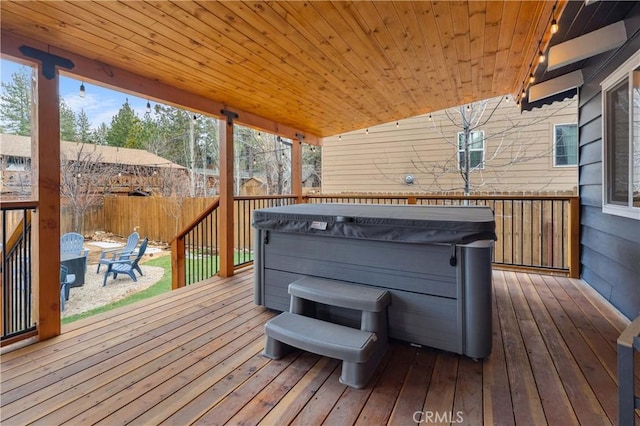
554, 124, 578, 166
601, 50, 640, 220
457, 130, 484, 170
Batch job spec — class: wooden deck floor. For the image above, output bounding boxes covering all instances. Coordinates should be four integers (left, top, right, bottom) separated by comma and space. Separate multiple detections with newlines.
1, 269, 636, 425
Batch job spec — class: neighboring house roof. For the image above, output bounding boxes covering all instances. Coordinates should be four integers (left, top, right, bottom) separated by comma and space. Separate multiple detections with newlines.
0, 134, 184, 169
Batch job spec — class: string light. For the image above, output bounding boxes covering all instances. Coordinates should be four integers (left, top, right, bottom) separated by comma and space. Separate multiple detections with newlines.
339, 135, 342, 140
428, 114, 432, 121
518, 1, 559, 105
396, 121, 399, 128
366, 128, 369, 134
79, 82, 86, 98
146, 100, 151, 113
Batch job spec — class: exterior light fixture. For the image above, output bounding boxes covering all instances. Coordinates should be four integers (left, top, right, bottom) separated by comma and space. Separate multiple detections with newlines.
79, 82, 86, 98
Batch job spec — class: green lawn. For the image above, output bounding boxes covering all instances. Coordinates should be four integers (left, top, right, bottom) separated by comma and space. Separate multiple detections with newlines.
61, 251, 253, 325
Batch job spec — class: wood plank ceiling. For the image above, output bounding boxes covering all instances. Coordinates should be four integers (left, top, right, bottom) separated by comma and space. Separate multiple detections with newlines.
0, 1, 562, 138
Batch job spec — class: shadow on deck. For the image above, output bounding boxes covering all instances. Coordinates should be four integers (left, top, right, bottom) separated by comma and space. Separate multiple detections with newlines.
0, 269, 636, 425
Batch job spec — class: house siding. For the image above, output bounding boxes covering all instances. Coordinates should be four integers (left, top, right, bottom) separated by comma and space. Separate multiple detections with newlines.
577, 10, 640, 320
322, 95, 578, 194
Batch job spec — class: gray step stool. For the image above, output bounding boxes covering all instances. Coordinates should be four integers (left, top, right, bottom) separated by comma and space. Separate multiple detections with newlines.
263, 276, 391, 389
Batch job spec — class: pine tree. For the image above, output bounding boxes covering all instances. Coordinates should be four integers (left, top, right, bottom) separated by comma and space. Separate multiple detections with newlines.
105, 99, 141, 147
91, 123, 109, 145
0, 66, 33, 135
76, 109, 92, 143
60, 98, 77, 141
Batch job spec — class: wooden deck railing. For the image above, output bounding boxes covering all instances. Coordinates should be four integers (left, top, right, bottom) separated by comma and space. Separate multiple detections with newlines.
1, 201, 37, 345
306, 194, 580, 276
171, 193, 580, 289
171, 196, 298, 287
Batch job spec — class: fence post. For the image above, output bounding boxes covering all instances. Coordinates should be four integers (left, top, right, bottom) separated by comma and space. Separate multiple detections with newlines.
568, 197, 580, 279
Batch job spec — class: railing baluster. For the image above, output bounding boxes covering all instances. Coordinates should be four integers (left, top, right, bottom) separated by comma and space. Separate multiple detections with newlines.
1, 203, 37, 344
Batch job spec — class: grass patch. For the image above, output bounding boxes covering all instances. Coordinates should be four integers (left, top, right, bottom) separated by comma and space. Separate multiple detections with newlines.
61, 251, 252, 325
61, 256, 172, 325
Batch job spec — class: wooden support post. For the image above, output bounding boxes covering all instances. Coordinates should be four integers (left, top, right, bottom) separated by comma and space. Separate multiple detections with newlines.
33, 65, 62, 340
292, 137, 303, 204
617, 316, 640, 426
171, 237, 185, 289
567, 196, 580, 278
218, 112, 236, 278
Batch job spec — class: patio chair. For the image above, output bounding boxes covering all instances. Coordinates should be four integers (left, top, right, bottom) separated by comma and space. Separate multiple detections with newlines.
60, 265, 76, 311
60, 232, 89, 272
102, 238, 148, 286
96, 231, 140, 273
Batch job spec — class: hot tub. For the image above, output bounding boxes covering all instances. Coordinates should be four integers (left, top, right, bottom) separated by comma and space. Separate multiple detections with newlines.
253, 203, 497, 358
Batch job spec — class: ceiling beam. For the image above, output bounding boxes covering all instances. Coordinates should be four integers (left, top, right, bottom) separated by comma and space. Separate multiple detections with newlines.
0, 31, 321, 146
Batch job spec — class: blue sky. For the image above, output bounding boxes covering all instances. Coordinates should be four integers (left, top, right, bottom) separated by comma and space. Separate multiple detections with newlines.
1, 58, 150, 130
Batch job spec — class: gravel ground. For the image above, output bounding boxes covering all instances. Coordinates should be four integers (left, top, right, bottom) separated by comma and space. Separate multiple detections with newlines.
61, 263, 165, 318
61, 236, 170, 318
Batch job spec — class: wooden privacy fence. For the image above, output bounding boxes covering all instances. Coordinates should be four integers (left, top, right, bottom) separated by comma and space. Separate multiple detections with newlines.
103, 196, 219, 243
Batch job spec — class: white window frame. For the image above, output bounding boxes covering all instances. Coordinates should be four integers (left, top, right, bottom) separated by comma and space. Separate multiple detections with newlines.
553, 123, 578, 167
601, 50, 640, 220
457, 130, 485, 171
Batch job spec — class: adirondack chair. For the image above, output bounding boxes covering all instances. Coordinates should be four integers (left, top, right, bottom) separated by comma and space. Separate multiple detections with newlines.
60, 265, 76, 311
102, 238, 148, 286
60, 232, 89, 272
96, 231, 140, 273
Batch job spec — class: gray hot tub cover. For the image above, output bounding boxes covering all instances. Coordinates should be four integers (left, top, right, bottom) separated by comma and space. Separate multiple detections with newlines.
252, 203, 497, 244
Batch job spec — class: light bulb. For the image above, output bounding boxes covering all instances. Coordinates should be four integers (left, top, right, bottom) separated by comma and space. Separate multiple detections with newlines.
538, 51, 545, 63
79, 83, 86, 98
551, 19, 558, 34
529, 73, 535, 84
146, 101, 151, 113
